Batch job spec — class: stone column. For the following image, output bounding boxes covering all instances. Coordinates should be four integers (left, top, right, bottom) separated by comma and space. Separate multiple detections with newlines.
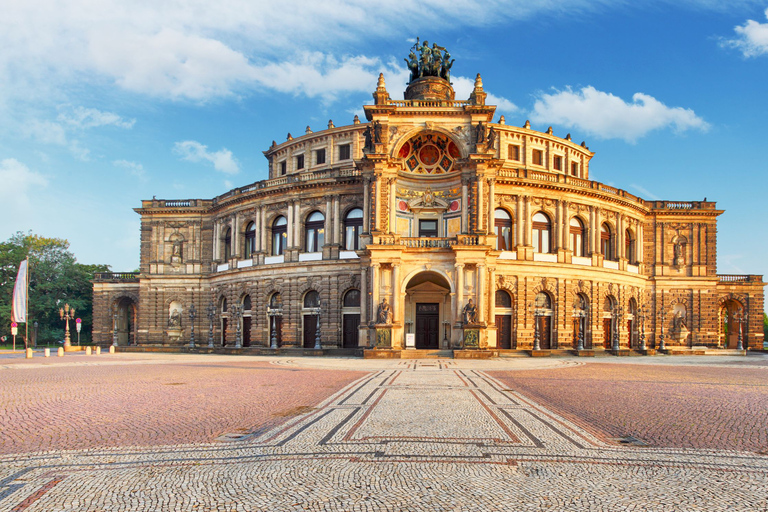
360, 266, 368, 324
454, 263, 465, 324
371, 263, 380, 318
554, 201, 561, 250
561, 201, 569, 248
589, 206, 595, 254
477, 178, 484, 232
389, 177, 397, 234
524, 196, 531, 245
516, 195, 523, 247
374, 176, 381, 232
286, 203, 294, 248
637, 221, 644, 262
363, 177, 371, 234
260, 207, 267, 254
618, 214, 624, 259
233, 213, 240, 259
392, 264, 400, 321
293, 199, 301, 248
489, 266, 497, 319
213, 221, 220, 261
461, 178, 469, 234
487, 178, 495, 237
477, 264, 486, 323
333, 196, 341, 245
325, 197, 332, 246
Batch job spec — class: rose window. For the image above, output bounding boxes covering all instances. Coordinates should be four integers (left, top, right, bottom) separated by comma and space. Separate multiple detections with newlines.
398, 133, 461, 175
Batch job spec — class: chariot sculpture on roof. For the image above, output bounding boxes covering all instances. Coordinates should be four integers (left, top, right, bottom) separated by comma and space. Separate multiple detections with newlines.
405, 38, 455, 84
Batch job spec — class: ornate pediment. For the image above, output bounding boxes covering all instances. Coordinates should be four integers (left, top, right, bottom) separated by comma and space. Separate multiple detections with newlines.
407, 186, 450, 214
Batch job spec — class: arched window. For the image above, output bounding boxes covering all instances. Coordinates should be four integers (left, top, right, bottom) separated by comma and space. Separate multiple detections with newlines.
272, 216, 287, 256
305, 211, 325, 253
244, 222, 256, 258
625, 229, 635, 264
304, 290, 320, 308
600, 223, 613, 260
224, 228, 232, 260
344, 208, 363, 250
532, 212, 552, 254
535, 292, 552, 310
343, 289, 361, 307
570, 217, 585, 257
220, 296, 228, 313
495, 290, 512, 308
495, 209, 513, 251
269, 293, 282, 309
243, 295, 252, 311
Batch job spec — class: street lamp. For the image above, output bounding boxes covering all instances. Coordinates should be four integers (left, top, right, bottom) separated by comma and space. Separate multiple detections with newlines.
529, 302, 541, 351
189, 303, 196, 348
206, 301, 215, 348
59, 303, 75, 348
269, 303, 283, 349
734, 309, 746, 351
658, 306, 666, 351
112, 306, 118, 347
231, 303, 244, 349
611, 304, 622, 352
638, 305, 647, 351
75, 318, 82, 346
313, 304, 322, 350
572, 301, 588, 352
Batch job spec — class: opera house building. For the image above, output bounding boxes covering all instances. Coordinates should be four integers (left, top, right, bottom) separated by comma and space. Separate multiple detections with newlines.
93, 44, 764, 356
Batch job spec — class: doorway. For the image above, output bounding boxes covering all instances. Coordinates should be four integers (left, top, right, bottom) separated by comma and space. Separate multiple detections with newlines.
303, 315, 318, 348
343, 314, 360, 348
415, 303, 439, 349
496, 315, 512, 349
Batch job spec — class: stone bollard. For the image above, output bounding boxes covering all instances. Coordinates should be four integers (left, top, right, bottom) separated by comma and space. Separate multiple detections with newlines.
57, 347, 64, 357
85, 346, 92, 356
109, 346, 115, 354
45, 348, 50, 357
25, 348, 33, 359
95, 346, 101, 355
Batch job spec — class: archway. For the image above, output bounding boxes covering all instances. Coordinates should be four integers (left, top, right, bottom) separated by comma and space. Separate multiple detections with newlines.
720, 299, 744, 349
494, 289, 515, 349
115, 297, 136, 346
603, 295, 617, 349
341, 289, 361, 348
404, 271, 452, 349
534, 292, 553, 350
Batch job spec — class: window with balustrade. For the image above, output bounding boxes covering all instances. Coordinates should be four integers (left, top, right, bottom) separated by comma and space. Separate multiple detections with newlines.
344, 208, 363, 250
244, 222, 256, 258
272, 216, 287, 256
494, 208, 513, 251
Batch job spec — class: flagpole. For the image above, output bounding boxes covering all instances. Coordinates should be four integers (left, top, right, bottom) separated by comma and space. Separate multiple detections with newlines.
25, 257, 29, 349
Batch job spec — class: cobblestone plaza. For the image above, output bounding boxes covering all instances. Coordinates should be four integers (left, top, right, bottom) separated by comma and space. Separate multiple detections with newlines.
1, 352, 767, 510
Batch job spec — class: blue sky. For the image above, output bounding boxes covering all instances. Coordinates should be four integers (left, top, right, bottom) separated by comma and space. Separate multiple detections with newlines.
1, 0, 767, 284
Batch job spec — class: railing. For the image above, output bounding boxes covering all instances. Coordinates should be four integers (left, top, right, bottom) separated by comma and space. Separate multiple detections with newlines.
386, 99, 471, 108
93, 272, 140, 282
718, 275, 752, 283
399, 237, 455, 248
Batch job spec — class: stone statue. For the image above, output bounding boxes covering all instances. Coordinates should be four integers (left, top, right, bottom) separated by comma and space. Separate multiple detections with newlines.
673, 241, 685, 266
363, 125, 373, 152
441, 51, 455, 81
168, 309, 181, 329
486, 126, 497, 150
475, 122, 485, 144
376, 298, 392, 324
463, 299, 478, 324
405, 51, 419, 82
423, 186, 434, 207
170, 242, 182, 265
674, 311, 686, 333
373, 121, 382, 144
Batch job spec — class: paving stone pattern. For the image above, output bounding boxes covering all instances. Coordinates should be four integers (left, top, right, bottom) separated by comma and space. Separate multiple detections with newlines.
0, 353, 767, 511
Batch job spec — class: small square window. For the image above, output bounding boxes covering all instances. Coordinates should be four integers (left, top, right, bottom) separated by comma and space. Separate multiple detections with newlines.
532, 149, 543, 166
553, 156, 562, 171
339, 144, 351, 160
508, 144, 520, 161
280, 161, 287, 176
315, 148, 326, 165
296, 154, 304, 170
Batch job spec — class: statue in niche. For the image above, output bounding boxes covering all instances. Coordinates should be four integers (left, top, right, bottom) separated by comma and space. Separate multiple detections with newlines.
168, 309, 181, 329
673, 240, 685, 267
170, 241, 182, 265
463, 299, 478, 324
423, 186, 434, 207
373, 121, 382, 144
486, 125, 497, 150
376, 298, 392, 324
475, 122, 485, 144
673, 311, 686, 333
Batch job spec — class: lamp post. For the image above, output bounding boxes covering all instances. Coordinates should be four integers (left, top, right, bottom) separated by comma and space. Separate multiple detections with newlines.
572, 302, 587, 352
658, 307, 666, 351
611, 305, 622, 352
189, 303, 196, 348
59, 303, 75, 348
231, 304, 243, 349
269, 305, 283, 349
735, 310, 746, 351
11, 322, 17, 351
638, 305, 647, 351
313, 304, 322, 350
112, 306, 118, 347
75, 318, 82, 346
529, 302, 541, 351
206, 301, 215, 348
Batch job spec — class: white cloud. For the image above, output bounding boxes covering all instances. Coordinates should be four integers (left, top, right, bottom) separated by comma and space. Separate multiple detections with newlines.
721, 8, 768, 57
0, 158, 48, 207
23, 120, 67, 145
58, 106, 135, 129
451, 75, 518, 115
173, 140, 240, 174
113, 159, 146, 180
530, 86, 709, 143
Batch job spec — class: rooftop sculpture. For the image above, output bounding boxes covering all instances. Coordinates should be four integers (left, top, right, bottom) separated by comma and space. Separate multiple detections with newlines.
405, 38, 455, 83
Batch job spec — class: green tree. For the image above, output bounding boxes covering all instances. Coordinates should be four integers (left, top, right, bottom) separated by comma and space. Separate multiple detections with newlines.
0, 232, 109, 345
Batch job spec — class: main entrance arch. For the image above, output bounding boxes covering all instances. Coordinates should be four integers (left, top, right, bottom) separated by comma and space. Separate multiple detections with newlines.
403, 271, 452, 349
114, 297, 136, 346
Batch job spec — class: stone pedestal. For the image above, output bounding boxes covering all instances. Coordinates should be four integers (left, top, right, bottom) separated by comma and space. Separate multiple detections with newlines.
375, 325, 392, 349
463, 327, 480, 349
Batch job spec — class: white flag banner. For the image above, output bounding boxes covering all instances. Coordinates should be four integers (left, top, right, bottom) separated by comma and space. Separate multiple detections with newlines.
11, 259, 27, 323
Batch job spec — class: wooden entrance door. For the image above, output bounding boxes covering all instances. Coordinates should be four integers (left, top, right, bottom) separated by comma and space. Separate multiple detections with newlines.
603, 318, 612, 349
343, 314, 360, 348
495, 315, 512, 349
415, 303, 439, 349
221, 318, 228, 347
242, 317, 251, 347
626, 319, 633, 349
303, 315, 318, 348
537, 315, 551, 350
